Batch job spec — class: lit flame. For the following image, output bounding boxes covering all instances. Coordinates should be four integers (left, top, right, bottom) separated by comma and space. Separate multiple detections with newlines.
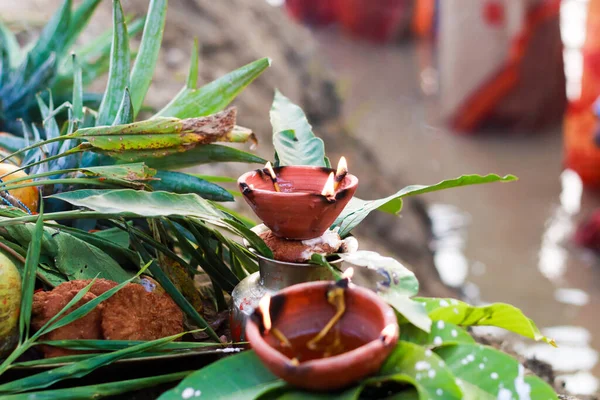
264, 161, 277, 180
381, 324, 397, 345
342, 267, 354, 280
321, 172, 336, 198
258, 295, 272, 333
336, 156, 348, 179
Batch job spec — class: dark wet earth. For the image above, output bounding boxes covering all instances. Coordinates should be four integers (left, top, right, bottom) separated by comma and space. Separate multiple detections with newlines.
313, 25, 600, 396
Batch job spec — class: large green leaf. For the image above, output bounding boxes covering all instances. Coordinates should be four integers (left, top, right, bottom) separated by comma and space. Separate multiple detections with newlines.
96, 0, 130, 126
435, 344, 558, 400
3, 222, 132, 283
158, 350, 281, 400
333, 174, 517, 237
414, 298, 556, 346
400, 321, 474, 347
129, 0, 167, 115
339, 251, 431, 333
378, 341, 464, 399
109, 143, 265, 169
271, 90, 328, 167
156, 57, 271, 118
49, 189, 223, 221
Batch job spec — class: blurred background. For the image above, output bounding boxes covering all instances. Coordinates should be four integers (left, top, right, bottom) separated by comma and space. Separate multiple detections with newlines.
2, 0, 600, 396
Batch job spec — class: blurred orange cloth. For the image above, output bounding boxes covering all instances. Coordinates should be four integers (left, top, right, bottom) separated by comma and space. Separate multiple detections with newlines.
439, 0, 565, 133
564, 0, 600, 187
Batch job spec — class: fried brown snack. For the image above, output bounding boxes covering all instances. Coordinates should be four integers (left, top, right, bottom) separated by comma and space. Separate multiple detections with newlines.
101, 283, 183, 341
31, 290, 103, 358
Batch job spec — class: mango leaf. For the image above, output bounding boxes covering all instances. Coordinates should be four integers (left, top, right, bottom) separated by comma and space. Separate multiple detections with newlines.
340, 251, 431, 333
129, 0, 167, 116
414, 298, 556, 346
1, 371, 190, 400
333, 174, 518, 237
80, 162, 155, 182
3, 222, 132, 282
435, 344, 558, 400
74, 108, 249, 151
158, 350, 281, 400
377, 341, 464, 399
271, 90, 328, 167
149, 170, 233, 202
49, 189, 224, 221
96, 0, 130, 126
400, 321, 474, 347
108, 143, 265, 169
156, 57, 272, 118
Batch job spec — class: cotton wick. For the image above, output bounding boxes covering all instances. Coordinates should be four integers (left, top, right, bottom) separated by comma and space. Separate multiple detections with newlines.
264, 162, 281, 192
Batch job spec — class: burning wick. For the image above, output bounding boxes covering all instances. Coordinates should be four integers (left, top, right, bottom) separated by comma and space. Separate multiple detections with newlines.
264, 162, 280, 192
321, 172, 336, 202
258, 294, 291, 348
334, 156, 348, 190
380, 324, 397, 346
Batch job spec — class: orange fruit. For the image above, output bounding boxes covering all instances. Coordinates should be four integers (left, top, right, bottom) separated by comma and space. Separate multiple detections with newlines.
0, 163, 39, 213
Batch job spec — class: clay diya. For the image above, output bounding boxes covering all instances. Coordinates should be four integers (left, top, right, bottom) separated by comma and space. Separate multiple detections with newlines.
245, 279, 399, 391
237, 160, 358, 240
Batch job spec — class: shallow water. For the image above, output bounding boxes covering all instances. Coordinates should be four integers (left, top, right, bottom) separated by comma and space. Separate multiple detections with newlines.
314, 26, 600, 396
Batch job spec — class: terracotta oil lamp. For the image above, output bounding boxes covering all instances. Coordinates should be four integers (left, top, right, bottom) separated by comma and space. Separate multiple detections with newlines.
230, 159, 360, 341
245, 279, 399, 391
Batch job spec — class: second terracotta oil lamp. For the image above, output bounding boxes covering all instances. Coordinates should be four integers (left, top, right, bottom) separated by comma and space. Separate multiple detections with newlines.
230, 158, 359, 341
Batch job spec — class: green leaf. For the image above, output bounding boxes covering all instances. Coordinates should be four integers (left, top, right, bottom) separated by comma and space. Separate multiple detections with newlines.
96, 0, 130, 126
0, 20, 21, 68
1, 371, 190, 400
339, 251, 431, 333
18, 207, 44, 339
28, 0, 71, 69
186, 39, 200, 89
414, 298, 556, 346
80, 162, 155, 181
4, 222, 133, 282
64, 0, 103, 53
150, 170, 233, 202
0, 132, 26, 153
334, 174, 518, 237
271, 90, 327, 167
156, 57, 272, 118
378, 341, 463, 399
49, 189, 224, 221
109, 144, 266, 169
71, 54, 83, 122
113, 87, 134, 125
435, 344, 558, 400
158, 350, 281, 400
129, 0, 167, 116
400, 321, 475, 346
0, 331, 185, 394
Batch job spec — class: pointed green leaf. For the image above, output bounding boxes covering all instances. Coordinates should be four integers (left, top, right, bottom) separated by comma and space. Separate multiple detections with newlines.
150, 170, 233, 202
435, 344, 558, 400
129, 0, 167, 115
113, 87, 134, 125
0, 20, 20, 68
186, 39, 200, 89
414, 297, 555, 346
28, 0, 71, 69
271, 90, 327, 167
71, 54, 83, 122
63, 0, 102, 52
156, 57, 271, 118
334, 174, 518, 237
97, 0, 130, 126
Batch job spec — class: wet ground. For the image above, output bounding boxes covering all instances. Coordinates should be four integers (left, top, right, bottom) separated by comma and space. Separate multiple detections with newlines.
313, 27, 600, 397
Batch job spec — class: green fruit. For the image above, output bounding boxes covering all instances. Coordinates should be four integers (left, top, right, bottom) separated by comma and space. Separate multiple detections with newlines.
0, 251, 21, 355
